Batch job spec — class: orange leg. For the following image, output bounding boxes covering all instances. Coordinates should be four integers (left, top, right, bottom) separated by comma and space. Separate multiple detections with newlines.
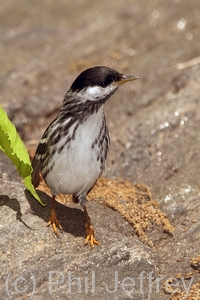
47, 195, 63, 235
83, 206, 99, 247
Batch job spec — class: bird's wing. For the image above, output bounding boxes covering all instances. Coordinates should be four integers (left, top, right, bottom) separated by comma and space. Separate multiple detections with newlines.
31, 138, 49, 187
31, 115, 56, 187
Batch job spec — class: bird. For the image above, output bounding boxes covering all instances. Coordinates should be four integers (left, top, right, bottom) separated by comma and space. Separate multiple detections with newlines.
31, 66, 139, 247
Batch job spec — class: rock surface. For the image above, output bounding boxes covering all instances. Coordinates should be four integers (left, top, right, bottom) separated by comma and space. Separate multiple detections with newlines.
0, 0, 200, 299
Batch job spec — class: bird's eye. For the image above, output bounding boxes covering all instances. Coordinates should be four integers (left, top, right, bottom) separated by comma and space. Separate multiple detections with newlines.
100, 81, 107, 88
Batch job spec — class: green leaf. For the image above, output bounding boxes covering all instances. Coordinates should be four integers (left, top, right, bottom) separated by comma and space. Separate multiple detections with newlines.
0, 107, 45, 206
24, 176, 45, 206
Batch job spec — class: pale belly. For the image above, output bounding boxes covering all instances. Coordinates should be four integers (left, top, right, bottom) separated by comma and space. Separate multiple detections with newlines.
44, 141, 102, 195
43, 107, 106, 195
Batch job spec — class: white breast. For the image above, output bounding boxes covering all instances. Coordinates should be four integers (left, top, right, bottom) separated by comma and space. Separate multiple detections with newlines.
44, 106, 105, 196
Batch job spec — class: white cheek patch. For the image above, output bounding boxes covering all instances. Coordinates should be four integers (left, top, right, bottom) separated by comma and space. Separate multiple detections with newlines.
87, 86, 102, 96
84, 85, 116, 101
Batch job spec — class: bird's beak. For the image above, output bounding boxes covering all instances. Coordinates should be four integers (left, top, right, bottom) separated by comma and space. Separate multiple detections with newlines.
116, 75, 139, 85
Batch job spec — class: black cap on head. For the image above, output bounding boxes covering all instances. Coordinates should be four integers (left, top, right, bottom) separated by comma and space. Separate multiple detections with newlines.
70, 66, 123, 92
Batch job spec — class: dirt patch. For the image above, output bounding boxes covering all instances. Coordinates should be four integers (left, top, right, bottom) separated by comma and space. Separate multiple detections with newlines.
169, 278, 200, 300
35, 175, 174, 249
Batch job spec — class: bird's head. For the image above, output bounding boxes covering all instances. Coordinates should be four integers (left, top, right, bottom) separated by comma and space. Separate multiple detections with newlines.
69, 66, 139, 103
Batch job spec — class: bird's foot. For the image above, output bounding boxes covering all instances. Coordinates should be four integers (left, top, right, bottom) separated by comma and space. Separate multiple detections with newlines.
47, 208, 63, 236
85, 222, 99, 247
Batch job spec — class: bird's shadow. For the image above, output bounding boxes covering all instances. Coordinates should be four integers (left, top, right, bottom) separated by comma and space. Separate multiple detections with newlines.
0, 194, 32, 229
3, 189, 86, 238
25, 190, 86, 238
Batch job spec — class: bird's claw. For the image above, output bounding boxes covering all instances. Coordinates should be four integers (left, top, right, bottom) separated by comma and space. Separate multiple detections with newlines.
85, 222, 99, 247
47, 208, 63, 236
